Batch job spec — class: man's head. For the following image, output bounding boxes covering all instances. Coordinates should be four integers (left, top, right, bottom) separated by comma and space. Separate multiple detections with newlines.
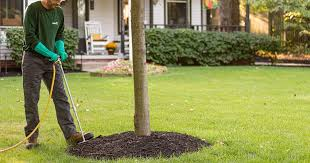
42, 0, 62, 9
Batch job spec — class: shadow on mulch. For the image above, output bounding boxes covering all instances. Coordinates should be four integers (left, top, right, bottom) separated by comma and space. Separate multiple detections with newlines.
67, 131, 210, 160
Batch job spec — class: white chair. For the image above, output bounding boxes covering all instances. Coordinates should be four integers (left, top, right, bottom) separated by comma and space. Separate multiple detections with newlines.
84, 21, 110, 55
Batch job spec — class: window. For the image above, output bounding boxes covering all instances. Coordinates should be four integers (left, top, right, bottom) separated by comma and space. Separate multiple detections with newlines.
0, 0, 23, 26
166, 0, 189, 27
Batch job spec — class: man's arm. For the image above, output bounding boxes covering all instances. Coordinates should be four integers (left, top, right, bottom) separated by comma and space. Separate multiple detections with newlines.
24, 5, 40, 50
24, 5, 58, 62
55, 8, 64, 41
55, 8, 67, 62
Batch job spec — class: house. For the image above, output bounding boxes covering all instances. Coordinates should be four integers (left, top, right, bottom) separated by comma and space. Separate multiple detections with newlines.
0, 0, 264, 72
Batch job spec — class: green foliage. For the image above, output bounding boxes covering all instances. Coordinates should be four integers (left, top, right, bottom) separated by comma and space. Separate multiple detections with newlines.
1, 67, 310, 162
145, 29, 281, 66
5, 28, 79, 69
62, 28, 79, 69
5, 28, 24, 65
251, 0, 310, 54
250, 0, 310, 32
251, 0, 310, 13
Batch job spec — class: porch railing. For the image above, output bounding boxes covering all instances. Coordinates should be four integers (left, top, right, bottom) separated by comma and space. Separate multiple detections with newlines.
144, 24, 245, 32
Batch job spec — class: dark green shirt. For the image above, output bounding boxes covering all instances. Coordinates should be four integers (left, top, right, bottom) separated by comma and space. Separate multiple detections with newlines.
24, 1, 64, 52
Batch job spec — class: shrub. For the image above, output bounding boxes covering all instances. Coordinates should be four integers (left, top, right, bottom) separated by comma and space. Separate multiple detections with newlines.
5, 28, 24, 65
145, 29, 281, 66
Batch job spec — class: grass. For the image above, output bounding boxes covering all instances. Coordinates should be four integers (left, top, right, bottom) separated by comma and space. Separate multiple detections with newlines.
0, 66, 309, 162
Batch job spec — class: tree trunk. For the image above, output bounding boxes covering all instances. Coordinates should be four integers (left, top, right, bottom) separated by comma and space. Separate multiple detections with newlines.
220, 0, 240, 31
231, 0, 240, 26
131, 0, 151, 136
220, 0, 232, 26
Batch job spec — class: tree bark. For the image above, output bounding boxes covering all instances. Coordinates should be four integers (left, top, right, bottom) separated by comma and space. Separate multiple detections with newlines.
231, 0, 240, 26
220, 0, 240, 31
220, 0, 232, 26
131, 0, 151, 136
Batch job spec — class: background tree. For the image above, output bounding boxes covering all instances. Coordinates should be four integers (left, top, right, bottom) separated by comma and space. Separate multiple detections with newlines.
251, 0, 310, 53
220, 0, 240, 31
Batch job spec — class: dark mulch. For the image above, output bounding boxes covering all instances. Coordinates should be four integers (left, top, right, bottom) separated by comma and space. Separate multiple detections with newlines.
67, 131, 210, 160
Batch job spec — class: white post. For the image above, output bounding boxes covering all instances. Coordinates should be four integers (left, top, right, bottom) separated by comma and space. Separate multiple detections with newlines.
128, 0, 133, 62
23, 0, 26, 19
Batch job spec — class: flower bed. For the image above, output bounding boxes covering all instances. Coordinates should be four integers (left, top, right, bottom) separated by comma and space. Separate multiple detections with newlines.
255, 51, 310, 64
90, 59, 168, 77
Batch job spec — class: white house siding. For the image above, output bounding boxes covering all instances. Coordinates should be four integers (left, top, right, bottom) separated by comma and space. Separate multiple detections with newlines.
191, 0, 202, 26
145, 0, 150, 24
26, 0, 37, 6
113, 0, 119, 40
62, 0, 73, 28
153, 0, 165, 26
202, 5, 206, 26
89, 0, 117, 40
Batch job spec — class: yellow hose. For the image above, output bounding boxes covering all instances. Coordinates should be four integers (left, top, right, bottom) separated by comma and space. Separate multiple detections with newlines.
0, 63, 57, 153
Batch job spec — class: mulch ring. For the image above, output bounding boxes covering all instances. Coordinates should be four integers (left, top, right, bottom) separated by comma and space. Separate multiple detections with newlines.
67, 131, 210, 160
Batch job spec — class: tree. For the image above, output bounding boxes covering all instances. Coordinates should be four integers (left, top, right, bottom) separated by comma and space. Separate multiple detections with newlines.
231, 0, 240, 26
220, 0, 240, 31
251, 0, 309, 33
131, 0, 151, 136
251, 0, 310, 53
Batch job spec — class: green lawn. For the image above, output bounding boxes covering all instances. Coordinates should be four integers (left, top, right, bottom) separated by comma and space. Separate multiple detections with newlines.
0, 66, 309, 162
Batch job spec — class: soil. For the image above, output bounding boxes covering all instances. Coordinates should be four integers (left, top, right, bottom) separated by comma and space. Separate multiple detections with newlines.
67, 131, 210, 160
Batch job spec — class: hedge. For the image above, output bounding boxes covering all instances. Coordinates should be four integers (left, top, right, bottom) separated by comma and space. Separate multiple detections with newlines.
5, 28, 281, 67
145, 28, 281, 65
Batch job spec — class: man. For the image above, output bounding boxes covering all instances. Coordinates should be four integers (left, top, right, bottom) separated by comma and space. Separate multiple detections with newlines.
23, 0, 93, 149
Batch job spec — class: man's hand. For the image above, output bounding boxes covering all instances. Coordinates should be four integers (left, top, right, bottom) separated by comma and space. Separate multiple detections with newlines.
59, 52, 68, 62
34, 42, 60, 62
49, 53, 59, 62
55, 40, 68, 62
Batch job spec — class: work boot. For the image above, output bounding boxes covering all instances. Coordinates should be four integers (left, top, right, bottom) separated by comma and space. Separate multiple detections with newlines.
26, 138, 39, 150
67, 132, 94, 145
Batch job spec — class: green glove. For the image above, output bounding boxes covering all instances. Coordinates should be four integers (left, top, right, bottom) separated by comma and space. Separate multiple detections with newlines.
55, 40, 68, 62
34, 42, 58, 62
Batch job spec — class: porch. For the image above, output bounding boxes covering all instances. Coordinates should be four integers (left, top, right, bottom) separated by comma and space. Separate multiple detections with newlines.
61, 0, 247, 56
0, 0, 250, 73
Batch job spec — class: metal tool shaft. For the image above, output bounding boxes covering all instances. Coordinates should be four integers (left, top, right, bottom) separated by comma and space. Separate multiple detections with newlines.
58, 61, 86, 142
